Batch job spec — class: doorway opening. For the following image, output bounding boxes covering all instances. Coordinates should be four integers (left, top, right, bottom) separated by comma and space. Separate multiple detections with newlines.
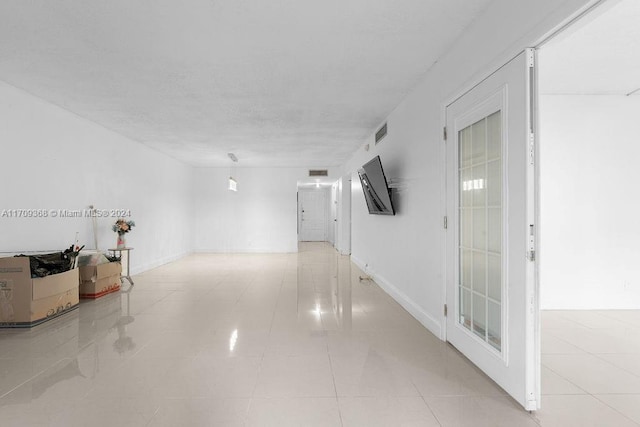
537, 0, 640, 420
297, 175, 352, 255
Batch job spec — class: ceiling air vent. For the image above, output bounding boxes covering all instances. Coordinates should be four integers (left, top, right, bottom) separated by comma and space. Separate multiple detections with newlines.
308, 170, 328, 177
375, 122, 387, 144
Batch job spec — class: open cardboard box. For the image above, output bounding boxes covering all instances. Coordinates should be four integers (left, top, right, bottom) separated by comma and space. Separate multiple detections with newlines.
0, 256, 79, 328
78, 261, 122, 299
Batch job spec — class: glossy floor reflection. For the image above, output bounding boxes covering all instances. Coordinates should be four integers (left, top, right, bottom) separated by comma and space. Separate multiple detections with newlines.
1, 242, 637, 426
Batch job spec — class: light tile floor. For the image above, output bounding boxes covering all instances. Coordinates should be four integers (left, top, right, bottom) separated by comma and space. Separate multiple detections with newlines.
0, 242, 638, 426
536, 309, 640, 427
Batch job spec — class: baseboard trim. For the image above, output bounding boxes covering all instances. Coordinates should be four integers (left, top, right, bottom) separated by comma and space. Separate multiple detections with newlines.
351, 256, 442, 339
193, 248, 298, 254
130, 251, 191, 275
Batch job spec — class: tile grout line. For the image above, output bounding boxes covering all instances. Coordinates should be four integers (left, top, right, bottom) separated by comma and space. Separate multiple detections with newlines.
417, 391, 445, 427
589, 352, 640, 381
589, 393, 640, 426
540, 363, 589, 395
326, 341, 345, 427
0, 357, 71, 400
244, 269, 286, 418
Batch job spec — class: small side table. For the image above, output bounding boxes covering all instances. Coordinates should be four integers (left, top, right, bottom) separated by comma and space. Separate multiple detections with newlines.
108, 247, 134, 286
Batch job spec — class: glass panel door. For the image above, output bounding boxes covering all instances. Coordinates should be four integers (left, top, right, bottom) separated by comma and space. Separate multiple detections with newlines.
458, 110, 502, 352
445, 49, 539, 410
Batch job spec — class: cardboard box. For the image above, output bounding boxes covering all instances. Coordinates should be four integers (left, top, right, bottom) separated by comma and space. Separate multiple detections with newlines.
78, 262, 121, 299
0, 256, 79, 328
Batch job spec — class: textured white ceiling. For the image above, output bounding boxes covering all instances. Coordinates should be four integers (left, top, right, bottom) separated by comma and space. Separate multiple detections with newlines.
540, 0, 640, 96
0, 0, 492, 167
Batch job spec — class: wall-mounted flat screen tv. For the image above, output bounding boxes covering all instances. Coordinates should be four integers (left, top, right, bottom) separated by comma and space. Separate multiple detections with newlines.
357, 155, 395, 215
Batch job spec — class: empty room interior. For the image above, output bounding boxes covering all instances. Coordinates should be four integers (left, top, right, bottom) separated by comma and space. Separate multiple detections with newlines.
1, 0, 639, 426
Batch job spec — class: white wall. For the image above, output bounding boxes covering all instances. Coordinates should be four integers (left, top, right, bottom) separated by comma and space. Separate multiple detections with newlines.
343, 0, 594, 338
540, 95, 640, 309
193, 168, 340, 253
0, 82, 193, 274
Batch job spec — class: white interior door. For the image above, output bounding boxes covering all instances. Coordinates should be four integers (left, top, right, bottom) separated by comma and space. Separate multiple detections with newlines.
299, 189, 328, 242
445, 49, 539, 410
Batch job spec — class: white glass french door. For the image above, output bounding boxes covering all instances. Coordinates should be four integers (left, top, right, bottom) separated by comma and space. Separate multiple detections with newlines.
445, 49, 539, 410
